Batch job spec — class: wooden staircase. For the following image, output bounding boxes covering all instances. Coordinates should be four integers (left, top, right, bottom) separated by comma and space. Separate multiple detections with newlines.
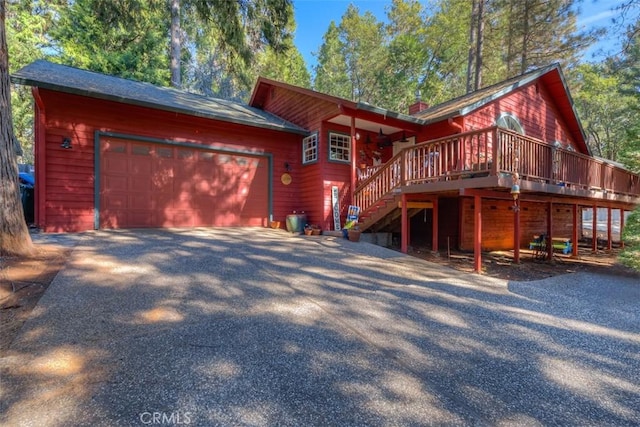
357, 191, 401, 232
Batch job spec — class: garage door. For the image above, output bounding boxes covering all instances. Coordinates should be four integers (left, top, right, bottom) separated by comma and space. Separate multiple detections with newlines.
99, 137, 269, 229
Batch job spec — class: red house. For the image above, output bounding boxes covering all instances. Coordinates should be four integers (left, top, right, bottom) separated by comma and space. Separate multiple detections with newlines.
13, 61, 640, 270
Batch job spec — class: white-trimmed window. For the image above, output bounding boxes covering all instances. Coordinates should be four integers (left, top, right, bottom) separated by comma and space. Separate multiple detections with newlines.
496, 113, 525, 135
328, 132, 351, 163
302, 133, 318, 164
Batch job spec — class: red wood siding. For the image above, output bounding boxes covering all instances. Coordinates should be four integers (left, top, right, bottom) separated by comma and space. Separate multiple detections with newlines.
463, 83, 579, 151
36, 89, 301, 232
261, 85, 339, 130
460, 199, 575, 251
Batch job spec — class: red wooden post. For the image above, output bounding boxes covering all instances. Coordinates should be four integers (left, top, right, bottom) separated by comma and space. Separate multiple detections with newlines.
592, 204, 598, 252
620, 209, 625, 249
350, 116, 356, 204
474, 195, 482, 273
513, 198, 520, 264
432, 197, 439, 252
572, 204, 579, 257
547, 201, 553, 261
607, 206, 612, 251
401, 193, 408, 253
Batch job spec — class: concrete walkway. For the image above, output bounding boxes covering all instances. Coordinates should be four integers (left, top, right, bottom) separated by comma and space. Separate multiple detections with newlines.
1, 228, 639, 426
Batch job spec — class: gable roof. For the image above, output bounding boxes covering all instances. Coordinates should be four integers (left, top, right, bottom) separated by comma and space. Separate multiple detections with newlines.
250, 76, 426, 132
12, 60, 307, 135
414, 63, 590, 154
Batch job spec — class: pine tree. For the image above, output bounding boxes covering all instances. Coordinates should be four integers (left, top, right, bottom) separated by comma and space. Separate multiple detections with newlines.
313, 22, 350, 98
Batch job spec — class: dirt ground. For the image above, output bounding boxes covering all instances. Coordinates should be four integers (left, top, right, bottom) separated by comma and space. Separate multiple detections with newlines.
408, 244, 639, 282
0, 244, 70, 354
1, 240, 637, 354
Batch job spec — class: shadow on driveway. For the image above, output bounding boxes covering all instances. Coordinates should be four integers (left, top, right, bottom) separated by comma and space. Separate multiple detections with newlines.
1, 228, 639, 426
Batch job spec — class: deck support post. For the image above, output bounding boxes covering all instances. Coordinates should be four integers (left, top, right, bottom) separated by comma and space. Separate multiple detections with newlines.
547, 201, 553, 261
620, 209, 625, 249
572, 204, 579, 257
401, 193, 408, 254
513, 198, 520, 264
474, 195, 482, 273
432, 197, 439, 252
607, 206, 613, 251
592, 204, 598, 252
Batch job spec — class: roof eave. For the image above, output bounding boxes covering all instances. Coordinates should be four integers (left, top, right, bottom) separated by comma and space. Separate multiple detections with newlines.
12, 75, 309, 136
355, 102, 426, 126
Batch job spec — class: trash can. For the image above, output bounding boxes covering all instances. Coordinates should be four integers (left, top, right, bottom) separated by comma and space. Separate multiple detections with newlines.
286, 213, 307, 234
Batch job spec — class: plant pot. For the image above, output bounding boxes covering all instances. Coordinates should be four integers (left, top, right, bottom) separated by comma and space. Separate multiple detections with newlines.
304, 229, 313, 236
311, 228, 321, 235
348, 230, 361, 242
270, 220, 281, 229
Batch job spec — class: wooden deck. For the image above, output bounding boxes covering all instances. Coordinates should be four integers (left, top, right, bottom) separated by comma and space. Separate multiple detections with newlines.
355, 127, 640, 230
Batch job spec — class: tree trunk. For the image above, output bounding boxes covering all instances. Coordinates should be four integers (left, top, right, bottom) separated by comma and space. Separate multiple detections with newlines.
170, 0, 181, 88
0, 0, 33, 256
466, 0, 478, 93
474, 0, 484, 91
520, 0, 530, 74
506, 0, 514, 76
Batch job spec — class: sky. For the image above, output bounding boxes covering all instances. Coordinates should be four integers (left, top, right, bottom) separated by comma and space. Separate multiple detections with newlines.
292, 0, 637, 71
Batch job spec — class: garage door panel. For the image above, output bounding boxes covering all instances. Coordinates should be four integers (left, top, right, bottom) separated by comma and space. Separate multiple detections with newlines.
130, 194, 153, 210
102, 193, 127, 209
101, 138, 268, 229
127, 211, 156, 228
103, 175, 128, 192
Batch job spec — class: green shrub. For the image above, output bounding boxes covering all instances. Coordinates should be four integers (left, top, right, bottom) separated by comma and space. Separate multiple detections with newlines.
619, 207, 640, 271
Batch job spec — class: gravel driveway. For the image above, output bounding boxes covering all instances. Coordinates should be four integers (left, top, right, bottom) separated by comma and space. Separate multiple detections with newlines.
1, 228, 638, 426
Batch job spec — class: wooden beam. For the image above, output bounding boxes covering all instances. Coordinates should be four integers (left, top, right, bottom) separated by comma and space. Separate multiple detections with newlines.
620, 209, 625, 249
514, 198, 520, 264
397, 202, 434, 209
572, 204, 579, 257
592, 204, 598, 252
474, 195, 482, 273
350, 116, 356, 204
607, 206, 612, 251
547, 201, 553, 261
432, 197, 439, 252
401, 193, 408, 253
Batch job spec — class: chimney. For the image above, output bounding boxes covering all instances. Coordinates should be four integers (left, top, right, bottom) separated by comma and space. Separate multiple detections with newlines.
408, 89, 429, 116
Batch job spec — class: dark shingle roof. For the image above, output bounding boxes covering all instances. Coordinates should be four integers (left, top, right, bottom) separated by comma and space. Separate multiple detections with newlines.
12, 60, 307, 135
414, 64, 560, 123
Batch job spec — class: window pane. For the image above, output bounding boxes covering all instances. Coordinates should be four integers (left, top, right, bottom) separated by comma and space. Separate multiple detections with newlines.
199, 152, 215, 161
156, 147, 173, 158
132, 145, 151, 156
302, 133, 318, 164
178, 149, 194, 159
329, 133, 350, 162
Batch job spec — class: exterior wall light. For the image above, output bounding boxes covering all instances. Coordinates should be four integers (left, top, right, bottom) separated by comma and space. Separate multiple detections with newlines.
61, 137, 72, 149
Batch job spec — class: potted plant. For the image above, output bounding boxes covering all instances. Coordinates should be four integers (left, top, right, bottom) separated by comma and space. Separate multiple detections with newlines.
347, 227, 361, 242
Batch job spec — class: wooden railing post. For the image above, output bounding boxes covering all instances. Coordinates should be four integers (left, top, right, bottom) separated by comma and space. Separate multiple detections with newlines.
491, 127, 499, 176
400, 149, 406, 186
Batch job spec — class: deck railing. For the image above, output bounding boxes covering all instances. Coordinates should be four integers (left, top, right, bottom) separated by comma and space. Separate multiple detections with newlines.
355, 126, 640, 214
